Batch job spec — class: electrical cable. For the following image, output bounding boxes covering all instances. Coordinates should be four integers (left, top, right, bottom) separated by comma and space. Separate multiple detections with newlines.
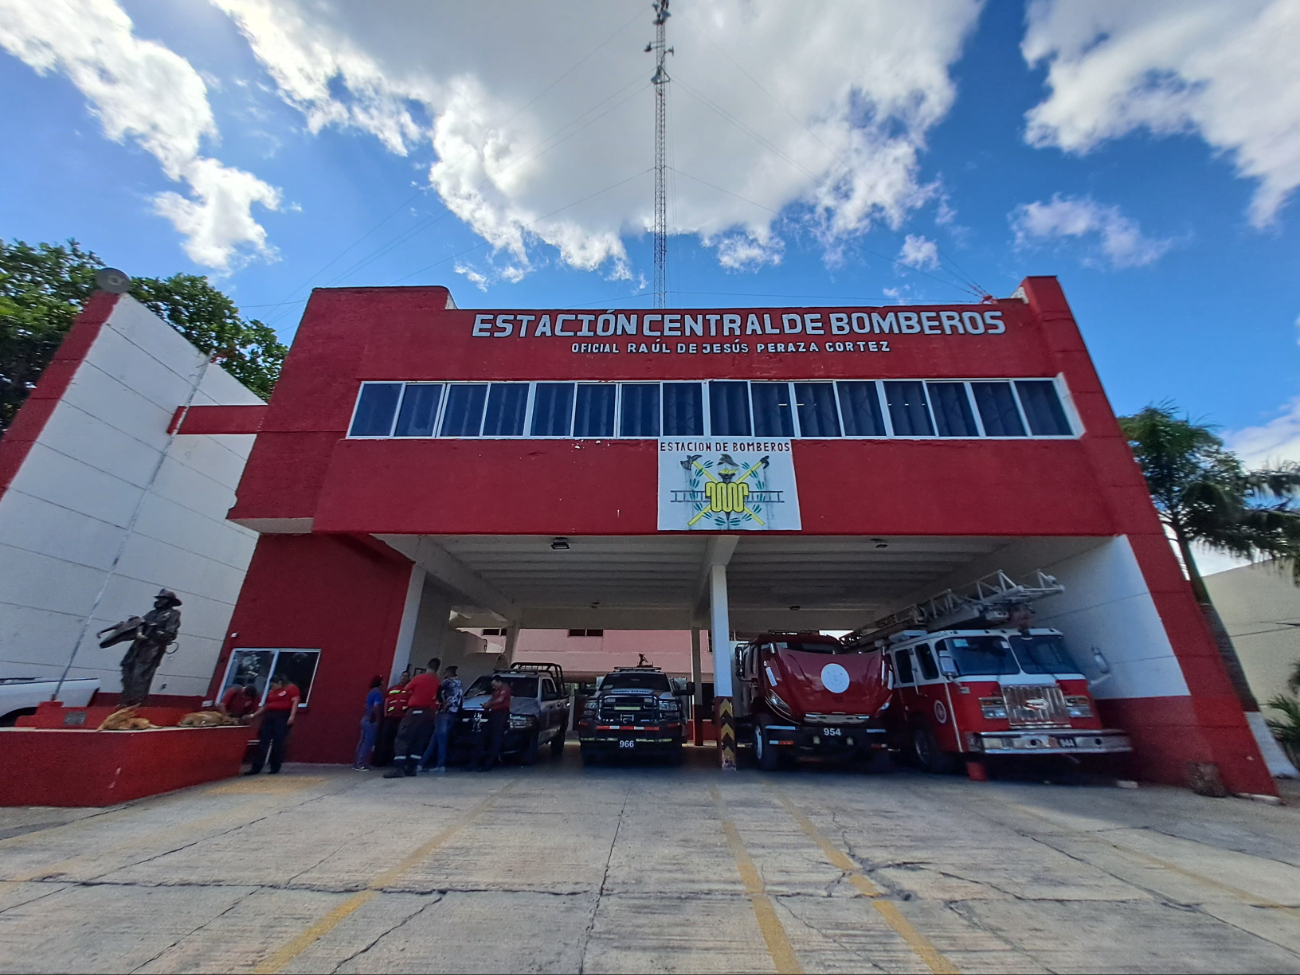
390, 168, 653, 286
258, 12, 646, 325
671, 79, 982, 299
677, 8, 989, 297
668, 167, 980, 298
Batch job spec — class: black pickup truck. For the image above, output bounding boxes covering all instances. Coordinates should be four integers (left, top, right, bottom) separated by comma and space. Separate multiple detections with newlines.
451, 662, 570, 764
577, 665, 686, 765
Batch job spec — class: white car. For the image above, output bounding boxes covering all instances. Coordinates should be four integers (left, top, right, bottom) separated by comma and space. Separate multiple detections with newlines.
0, 678, 100, 725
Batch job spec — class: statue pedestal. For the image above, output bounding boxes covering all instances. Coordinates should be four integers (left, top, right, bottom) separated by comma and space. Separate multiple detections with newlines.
0, 704, 250, 807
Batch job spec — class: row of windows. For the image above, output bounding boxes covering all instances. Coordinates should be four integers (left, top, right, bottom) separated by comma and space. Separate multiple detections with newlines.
348, 378, 1075, 440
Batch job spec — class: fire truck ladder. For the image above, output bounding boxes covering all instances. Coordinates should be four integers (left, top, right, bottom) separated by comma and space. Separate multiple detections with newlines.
844, 569, 1065, 647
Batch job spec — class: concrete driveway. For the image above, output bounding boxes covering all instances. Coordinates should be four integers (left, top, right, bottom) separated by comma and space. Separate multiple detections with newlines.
1, 747, 1298, 974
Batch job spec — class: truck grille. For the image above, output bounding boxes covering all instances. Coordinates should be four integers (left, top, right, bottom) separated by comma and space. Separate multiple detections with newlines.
599, 696, 657, 723
1003, 684, 1070, 728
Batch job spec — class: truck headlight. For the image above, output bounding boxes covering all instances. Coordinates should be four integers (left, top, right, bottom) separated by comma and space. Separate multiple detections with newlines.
979, 696, 1008, 719
658, 699, 679, 711
583, 700, 597, 713
1064, 695, 1092, 718
509, 715, 533, 729
768, 691, 790, 713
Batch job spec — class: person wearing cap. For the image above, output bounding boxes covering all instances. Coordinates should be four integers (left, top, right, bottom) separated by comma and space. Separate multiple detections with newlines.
117, 588, 183, 706
384, 658, 441, 778
420, 665, 463, 773
246, 673, 300, 775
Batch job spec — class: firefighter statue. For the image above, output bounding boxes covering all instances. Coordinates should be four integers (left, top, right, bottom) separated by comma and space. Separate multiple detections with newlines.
97, 589, 183, 706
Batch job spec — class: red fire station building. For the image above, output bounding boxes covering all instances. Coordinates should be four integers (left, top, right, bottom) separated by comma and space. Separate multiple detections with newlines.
180, 276, 1271, 794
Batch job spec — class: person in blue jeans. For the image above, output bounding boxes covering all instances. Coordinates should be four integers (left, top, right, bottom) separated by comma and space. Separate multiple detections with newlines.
421, 665, 463, 772
353, 675, 384, 770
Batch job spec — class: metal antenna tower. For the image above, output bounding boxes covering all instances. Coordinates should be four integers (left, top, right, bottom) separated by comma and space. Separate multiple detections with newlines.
646, 0, 673, 308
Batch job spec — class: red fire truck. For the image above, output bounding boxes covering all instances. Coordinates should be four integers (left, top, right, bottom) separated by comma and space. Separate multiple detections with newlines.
732, 632, 893, 771
844, 571, 1131, 774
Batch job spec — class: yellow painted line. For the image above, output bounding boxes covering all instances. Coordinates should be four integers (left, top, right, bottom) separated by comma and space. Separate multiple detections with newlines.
766, 785, 959, 975
8, 798, 272, 884
205, 776, 326, 795
708, 785, 803, 975
252, 780, 518, 975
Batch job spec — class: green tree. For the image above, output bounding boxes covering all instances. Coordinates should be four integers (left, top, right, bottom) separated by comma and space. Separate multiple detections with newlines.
1, 239, 286, 433
1119, 403, 1300, 712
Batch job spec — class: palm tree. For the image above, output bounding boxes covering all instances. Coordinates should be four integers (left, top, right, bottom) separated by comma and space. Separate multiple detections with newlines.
1118, 404, 1300, 713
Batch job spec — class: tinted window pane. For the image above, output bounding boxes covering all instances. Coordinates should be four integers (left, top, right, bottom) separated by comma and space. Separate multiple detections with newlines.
837, 382, 886, 436
794, 382, 840, 437
350, 383, 402, 437
710, 381, 752, 436
662, 382, 703, 436
619, 384, 660, 437
393, 383, 443, 437
223, 649, 275, 704
884, 381, 934, 436
482, 383, 528, 436
750, 383, 793, 437
275, 650, 321, 705
914, 644, 939, 681
574, 384, 616, 437
927, 382, 977, 437
439, 384, 488, 436
971, 382, 1026, 436
531, 382, 574, 436
1016, 381, 1072, 436
894, 649, 915, 685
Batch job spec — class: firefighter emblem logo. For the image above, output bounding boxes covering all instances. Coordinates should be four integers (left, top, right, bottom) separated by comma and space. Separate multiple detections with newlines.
657, 439, 802, 531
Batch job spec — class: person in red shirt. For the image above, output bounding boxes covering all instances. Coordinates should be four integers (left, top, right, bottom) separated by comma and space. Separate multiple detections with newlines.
245, 674, 300, 774
470, 676, 512, 772
219, 683, 259, 722
384, 658, 441, 778
374, 670, 410, 767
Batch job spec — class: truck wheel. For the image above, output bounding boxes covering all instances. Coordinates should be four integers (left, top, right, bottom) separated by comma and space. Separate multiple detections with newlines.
550, 730, 566, 758
911, 724, 957, 775
754, 720, 780, 772
580, 743, 599, 766
520, 732, 540, 766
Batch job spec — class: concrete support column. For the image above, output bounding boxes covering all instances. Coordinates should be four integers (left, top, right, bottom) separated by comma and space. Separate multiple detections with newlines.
710, 564, 736, 770
388, 566, 426, 684
690, 628, 703, 746
503, 623, 520, 665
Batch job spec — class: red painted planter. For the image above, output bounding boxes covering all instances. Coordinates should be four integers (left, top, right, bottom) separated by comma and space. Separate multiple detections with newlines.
0, 724, 250, 807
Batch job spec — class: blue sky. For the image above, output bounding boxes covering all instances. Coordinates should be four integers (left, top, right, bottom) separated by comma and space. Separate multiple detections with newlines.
3, 0, 1299, 464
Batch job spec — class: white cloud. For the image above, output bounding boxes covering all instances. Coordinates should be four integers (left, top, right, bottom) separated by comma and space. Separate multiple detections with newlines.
0, 0, 281, 270
1010, 194, 1174, 268
898, 234, 939, 270
712, 231, 784, 271
454, 263, 490, 292
1227, 397, 1300, 469
1022, 0, 1300, 227
212, 0, 984, 280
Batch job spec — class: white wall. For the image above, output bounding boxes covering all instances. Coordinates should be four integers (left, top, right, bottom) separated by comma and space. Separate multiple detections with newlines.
1205, 560, 1300, 710
0, 296, 262, 697
889, 535, 1189, 701
1031, 536, 1189, 700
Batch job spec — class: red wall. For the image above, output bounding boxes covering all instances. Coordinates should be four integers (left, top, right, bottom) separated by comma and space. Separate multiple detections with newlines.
212, 278, 1273, 793
210, 534, 414, 763
229, 287, 1077, 530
